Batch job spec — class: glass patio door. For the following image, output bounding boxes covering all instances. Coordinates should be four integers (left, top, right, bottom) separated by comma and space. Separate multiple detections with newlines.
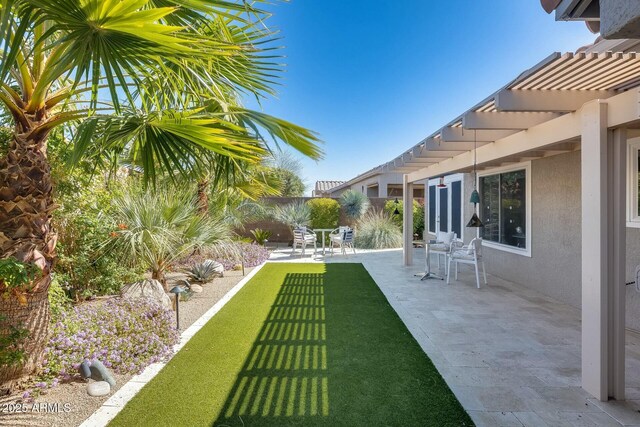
438, 187, 449, 233
428, 176, 463, 240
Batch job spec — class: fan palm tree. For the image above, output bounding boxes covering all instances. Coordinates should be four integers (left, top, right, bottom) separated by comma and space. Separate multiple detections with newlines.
0, 0, 321, 391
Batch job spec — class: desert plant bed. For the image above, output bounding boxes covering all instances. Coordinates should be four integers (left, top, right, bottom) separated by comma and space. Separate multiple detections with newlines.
0, 269, 253, 427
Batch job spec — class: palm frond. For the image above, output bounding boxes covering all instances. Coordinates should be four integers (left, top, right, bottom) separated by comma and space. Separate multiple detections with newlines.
230, 108, 323, 160
70, 109, 267, 184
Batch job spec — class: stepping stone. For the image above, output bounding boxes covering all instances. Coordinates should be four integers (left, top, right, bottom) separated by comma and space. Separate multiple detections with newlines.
203, 260, 224, 277
87, 381, 111, 397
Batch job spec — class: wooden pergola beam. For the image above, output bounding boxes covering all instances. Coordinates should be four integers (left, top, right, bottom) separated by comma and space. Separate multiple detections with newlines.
462, 111, 561, 130
495, 89, 615, 112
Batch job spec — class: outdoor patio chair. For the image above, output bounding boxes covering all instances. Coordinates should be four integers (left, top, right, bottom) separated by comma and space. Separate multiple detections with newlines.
292, 227, 317, 256
447, 237, 487, 289
328, 226, 349, 248
428, 231, 456, 274
329, 226, 355, 256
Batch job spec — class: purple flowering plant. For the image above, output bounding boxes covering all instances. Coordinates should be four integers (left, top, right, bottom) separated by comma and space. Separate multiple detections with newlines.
178, 242, 269, 271
41, 297, 179, 384
216, 242, 269, 270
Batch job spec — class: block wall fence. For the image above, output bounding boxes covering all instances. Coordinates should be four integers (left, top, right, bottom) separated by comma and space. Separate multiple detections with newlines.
236, 197, 423, 243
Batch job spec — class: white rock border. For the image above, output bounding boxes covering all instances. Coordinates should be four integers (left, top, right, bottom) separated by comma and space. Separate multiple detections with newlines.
79, 262, 267, 427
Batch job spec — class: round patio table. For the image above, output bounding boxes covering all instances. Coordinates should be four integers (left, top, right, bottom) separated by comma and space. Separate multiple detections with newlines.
421, 240, 445, 280
314, 228, 335, 255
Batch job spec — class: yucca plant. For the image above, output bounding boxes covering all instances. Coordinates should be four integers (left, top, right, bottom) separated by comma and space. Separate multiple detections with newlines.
186, 260, 224, 283
355, 211, 403, 249
340, 190, 371, 220
0, 0, 321, 389
272, 201, 311, 231
250, 228, 272, 245
106, 188, 233, 289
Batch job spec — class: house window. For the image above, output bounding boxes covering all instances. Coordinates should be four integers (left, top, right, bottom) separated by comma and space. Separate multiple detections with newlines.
479, 163, 530, 256
627, 139, 640, 227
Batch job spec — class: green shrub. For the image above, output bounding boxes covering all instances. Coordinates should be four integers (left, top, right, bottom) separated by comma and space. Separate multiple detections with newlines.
307, 198, 340, 230
354, 211, 403, 249
384, 199, 425, 237
340, 190, 370, 220
53, 178, 143, 299
48, 277, 71, 322
0, 258, 38, 297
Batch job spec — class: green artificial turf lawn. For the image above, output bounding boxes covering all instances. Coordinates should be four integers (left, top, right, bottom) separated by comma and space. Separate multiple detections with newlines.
110, 263, 473, 427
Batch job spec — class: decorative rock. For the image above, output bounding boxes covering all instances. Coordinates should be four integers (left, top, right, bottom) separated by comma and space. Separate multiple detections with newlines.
190, 284, 203, 293
79, 361, 91, 379
87, 381, 111, 397
121, 279, 171, 309
204, 259, 224, 277
89, 360, 116, 387
232, 263, 242, 271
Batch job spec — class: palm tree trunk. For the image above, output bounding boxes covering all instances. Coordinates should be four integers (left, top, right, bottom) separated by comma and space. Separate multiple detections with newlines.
151, 268, 168, 292
0, 124, 56, 394
197, 178, 209, 215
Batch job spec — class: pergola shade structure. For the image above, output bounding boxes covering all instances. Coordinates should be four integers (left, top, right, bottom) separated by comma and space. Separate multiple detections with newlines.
388, 51, 640, 181
389, 49, 640, 403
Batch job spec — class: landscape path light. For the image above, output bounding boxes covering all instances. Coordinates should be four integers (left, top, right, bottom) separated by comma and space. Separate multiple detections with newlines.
169, 285, 185, 329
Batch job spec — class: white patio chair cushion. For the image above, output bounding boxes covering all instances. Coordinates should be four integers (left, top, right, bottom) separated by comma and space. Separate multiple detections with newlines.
429, 243, 450, 252
451, 251, 475, 261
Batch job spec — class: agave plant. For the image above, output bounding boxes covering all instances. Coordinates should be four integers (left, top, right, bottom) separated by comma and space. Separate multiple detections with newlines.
354, 210, 403, 249
340, 190, 371, 220
106, 188, 232, 290
250, 228, 272, 245
272, 201, 311, 230
186, 260, 224, 283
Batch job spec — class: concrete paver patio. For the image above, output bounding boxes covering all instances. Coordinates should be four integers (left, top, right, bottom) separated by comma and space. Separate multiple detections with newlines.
270, 247, 640, 426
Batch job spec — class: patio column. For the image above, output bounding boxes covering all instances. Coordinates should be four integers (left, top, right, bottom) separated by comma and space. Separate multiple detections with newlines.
581, 100, 626, 401
609, 126, 627, 401
379, 178, 388, 198
403, 174, 414, 266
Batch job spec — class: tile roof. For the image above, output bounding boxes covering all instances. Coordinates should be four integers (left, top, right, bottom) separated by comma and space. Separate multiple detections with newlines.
314, 180, 346, 192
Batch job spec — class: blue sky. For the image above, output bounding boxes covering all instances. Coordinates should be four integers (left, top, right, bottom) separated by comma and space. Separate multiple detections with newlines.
251, 1, 595, 194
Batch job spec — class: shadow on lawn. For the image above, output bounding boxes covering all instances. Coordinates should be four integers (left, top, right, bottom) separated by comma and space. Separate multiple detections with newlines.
213, 264, 472, 427
215, 272, 330, 424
